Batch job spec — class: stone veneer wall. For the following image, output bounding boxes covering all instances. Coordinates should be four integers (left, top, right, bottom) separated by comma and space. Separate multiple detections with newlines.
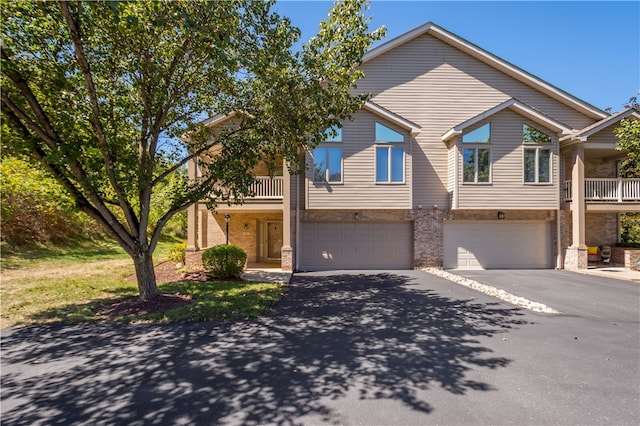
559, 212, 619, 270
611, 248, 640, 270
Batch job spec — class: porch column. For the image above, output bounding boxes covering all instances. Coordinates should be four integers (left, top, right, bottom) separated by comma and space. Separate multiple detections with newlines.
565, 146, 587, 270
281, 162, 293, 271
186, 157, 199, 252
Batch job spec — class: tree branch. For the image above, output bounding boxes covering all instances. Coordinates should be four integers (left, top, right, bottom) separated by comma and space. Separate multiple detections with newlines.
59, 1, 140, 237
2, 106, 136, 255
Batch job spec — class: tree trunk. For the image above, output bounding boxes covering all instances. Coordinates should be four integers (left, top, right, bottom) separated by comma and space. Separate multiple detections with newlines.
133, 248, 160, 301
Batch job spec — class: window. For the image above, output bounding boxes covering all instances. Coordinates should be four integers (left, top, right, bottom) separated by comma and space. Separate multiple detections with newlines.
523, 124, 551, 183
463, 148, 490, 183
462, 123, 491, 183
463, 123, 490, 143
313, 147, 342, 183
376, 147, 404, 183
375, 122, 404, 143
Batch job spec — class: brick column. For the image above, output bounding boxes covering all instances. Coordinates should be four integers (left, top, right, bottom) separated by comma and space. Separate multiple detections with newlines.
413, 208, 444, 268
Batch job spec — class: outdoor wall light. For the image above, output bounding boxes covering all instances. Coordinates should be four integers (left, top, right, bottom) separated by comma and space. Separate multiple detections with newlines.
433, 204, 438, 209
354, 212, 360, 220
497, 211, 505, 220
224, 213, 231, 244
243, 223, 249, 231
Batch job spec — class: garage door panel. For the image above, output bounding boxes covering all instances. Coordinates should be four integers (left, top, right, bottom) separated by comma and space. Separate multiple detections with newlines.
444, 222, 551, 270
301, 222, 412, 270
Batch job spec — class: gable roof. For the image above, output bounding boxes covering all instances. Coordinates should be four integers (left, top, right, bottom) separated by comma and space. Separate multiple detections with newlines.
363, 101, 422, 136
442, 99, 573, 142
363, 22, 608, 121
560, 108, 640, 142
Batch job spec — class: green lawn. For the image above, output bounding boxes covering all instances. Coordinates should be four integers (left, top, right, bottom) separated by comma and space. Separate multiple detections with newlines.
0, 236, 287, 327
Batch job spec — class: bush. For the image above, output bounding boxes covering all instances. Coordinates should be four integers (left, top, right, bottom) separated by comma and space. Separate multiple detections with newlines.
202, 244, 247, 279
0, 156, 105, 245
168, 243, 187, 263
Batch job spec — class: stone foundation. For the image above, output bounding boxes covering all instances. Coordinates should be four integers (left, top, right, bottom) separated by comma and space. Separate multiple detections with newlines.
564, 246, 588, 270
413, 209, 444, 268
281, 245, 293, 271
612, 247, 640, 270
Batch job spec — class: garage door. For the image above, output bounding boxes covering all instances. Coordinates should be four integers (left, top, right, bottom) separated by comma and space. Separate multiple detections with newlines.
443, 221, 552, 269
300, 222, 412, 270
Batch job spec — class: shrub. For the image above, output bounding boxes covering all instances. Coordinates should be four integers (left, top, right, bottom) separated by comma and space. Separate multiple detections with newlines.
168, 243, 187, 263
202, 244, 247, 279
0, 156, 104, 245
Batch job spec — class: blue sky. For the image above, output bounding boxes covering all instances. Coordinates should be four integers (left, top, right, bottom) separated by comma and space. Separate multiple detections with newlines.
274, 1, 639, 113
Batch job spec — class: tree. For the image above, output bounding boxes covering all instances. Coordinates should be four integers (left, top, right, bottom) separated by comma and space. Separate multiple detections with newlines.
615, 117, 640, 177
1, 0, 384, 300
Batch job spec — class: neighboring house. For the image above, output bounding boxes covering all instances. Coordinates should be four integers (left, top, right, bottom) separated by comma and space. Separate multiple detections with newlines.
186, 22, 640, 271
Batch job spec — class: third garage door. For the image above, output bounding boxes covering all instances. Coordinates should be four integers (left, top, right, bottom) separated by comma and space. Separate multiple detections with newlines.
443, 221, 552, 269
300, 222, 412, 271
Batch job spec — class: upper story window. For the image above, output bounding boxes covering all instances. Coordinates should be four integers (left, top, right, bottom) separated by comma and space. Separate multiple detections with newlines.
375, 122, 404, 143
462, 123, 490, 143
462, 123, 491, 183
463, 148, 491, 183
375, 122, 405, 183
324, 125, 342, 142
376, 147, 404, 183
523, 124, 551, 184
313, 147, 342, 183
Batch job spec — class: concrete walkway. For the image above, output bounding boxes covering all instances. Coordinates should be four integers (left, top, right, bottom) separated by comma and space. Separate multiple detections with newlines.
578, 266, 640, 282
241, 267, 292, 284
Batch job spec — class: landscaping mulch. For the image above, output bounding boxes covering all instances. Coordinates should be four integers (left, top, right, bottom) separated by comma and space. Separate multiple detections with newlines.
102, 261, 209, 319
95, 293, 193, 319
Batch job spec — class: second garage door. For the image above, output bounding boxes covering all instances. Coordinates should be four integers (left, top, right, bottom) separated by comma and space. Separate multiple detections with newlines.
300, 222, 412, 271
443, 221, 552, 269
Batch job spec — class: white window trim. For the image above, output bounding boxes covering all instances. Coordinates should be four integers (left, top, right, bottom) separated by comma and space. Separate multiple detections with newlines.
462, 146, 492, 185
312, 146, 344, 184
523, 146, 553, 185
375, 145, 406, 184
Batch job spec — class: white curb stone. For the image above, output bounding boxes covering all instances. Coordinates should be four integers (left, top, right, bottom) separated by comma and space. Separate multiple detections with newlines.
422, 268, 561, 314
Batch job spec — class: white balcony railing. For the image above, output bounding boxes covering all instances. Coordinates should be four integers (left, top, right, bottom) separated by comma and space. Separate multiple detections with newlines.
248, 176, 284, 199
209, 176, 284, 201
564, 178, 640, 202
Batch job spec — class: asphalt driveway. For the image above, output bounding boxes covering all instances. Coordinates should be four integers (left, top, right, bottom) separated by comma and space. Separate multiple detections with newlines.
1, 270, 639, 425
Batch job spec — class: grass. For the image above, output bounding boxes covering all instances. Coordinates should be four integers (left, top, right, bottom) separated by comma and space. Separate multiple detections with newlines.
0, 235, 287, 327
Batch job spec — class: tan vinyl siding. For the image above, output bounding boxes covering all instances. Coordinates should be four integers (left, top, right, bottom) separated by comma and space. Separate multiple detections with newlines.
306, 110, 412, 209
357, 33, 597, 208
456, 110, 559, 209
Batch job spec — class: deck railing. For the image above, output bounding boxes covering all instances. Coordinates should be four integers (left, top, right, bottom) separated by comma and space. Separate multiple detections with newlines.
248, 176, 284, 199
564, 178, 640, 202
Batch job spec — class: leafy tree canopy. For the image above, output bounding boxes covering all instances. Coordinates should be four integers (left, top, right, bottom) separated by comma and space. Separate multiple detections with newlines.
615, 97, 640, 178
1, 0, 384, 299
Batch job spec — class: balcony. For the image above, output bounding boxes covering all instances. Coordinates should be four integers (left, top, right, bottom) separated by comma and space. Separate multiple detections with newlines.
564, 178, 640, 203
246, 176, 284, 199
207, 176, 284, 211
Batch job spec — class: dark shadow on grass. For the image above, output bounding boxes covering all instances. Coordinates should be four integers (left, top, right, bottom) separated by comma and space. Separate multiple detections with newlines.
1, 272, 527, 425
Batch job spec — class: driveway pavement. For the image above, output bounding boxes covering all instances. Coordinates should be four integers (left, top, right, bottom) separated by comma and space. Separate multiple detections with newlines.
1, 270, 639, 425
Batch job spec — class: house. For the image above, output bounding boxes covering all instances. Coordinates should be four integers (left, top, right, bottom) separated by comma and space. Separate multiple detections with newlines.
186, 22, 640, 271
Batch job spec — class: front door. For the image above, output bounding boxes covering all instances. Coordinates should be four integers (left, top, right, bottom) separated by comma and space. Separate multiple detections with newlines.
267, 221, 283, 260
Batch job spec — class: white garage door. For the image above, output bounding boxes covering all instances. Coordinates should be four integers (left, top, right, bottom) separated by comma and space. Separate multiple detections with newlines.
300, 222, 412, 270
443, 221, 552, 269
